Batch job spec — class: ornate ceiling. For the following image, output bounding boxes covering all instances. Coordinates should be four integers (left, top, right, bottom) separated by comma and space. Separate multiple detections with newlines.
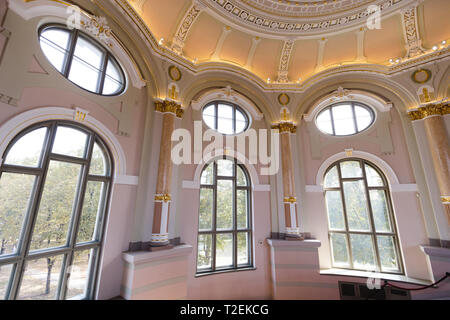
126, 0, 449, 84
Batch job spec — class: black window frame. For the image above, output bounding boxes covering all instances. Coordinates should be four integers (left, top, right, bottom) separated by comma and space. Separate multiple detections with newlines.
315, 102, 375, 136
0, 120, 113, 300
38, 24, 126, 96
324, 158, 404, 275
196, 157, 253, 275
202, 101, 250, 135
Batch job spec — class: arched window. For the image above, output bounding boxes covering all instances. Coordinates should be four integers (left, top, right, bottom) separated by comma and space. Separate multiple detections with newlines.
316, 102, 374, 136
39, 25, 125, 95
196, 158, 252, 274
323, 159, 403, 274
0, 121, 112, 300
202, 102, 249, 135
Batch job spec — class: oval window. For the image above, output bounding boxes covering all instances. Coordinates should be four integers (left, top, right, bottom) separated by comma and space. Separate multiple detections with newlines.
316, 102, 375, 136
202, 102, 249, 135
39, 25, 125, 95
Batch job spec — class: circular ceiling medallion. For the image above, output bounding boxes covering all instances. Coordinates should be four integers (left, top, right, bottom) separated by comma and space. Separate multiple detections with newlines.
412, 69, 431, 84
168, 65, 182, 81
278, 93, 290, 106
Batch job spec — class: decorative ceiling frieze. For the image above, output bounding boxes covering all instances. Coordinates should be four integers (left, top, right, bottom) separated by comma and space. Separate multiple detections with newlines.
277, 39, 295, 83
171, 0, 205, 55
400, 3, 425, 58
204, 0, 411, 36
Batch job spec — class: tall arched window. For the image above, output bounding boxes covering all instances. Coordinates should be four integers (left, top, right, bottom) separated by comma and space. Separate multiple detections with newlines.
202, 101, 249, 135
196, 158, 252, 274
323, 159, 403, 274
0, 121, 112, 300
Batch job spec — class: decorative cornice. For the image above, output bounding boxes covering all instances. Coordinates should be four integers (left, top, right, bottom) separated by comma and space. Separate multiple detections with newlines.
272, 121, 297, 134
155, 100, 184, 118
407, 102, 450, 121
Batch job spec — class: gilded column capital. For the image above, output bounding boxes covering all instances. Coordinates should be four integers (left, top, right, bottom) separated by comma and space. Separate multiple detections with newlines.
408, 102, 449, 121
154, 193, 172, 202
155, 99, 184, 118
272, 121, 297, 134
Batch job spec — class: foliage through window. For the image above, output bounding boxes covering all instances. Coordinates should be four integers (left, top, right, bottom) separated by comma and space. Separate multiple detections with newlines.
202, 102, 249, 135
0, 121, 112, 300
316, 102, 374, 136
197, 158, 252, 274
324, 159, 403, 274
39, 25, 125, 95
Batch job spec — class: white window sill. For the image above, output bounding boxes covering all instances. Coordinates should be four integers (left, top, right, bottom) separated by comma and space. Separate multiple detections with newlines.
319, 268, 431, 286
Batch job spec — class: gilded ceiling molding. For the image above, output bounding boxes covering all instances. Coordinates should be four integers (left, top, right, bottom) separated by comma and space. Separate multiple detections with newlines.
276, 39, 295, 83
401, 3, 425, 59
128, 0, 146, 14
171, 0, 205, 55
155, 99, 184, 118
407, 102, 450, 121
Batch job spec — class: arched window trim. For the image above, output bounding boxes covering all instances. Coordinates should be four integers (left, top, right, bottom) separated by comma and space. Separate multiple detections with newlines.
323, 158, 404, 275
0, 120, 113, 300
196, 156, 254, 276
38, 24, 126, 96
202, 100, 250, 135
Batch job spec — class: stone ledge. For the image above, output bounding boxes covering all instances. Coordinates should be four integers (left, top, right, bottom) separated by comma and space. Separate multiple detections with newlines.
420, 246, 450, 259
123, 244, 193, 266
267, 239, 321, 249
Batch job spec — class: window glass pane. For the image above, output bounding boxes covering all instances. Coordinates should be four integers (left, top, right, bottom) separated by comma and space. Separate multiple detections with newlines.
237, 190, 248, 229
343, 181, 371, 231
235, 120, 246, 134
236, 109, 245, 122
355, 106, 373, 132
102, 77, 122, 95
217, 159, 233, 176
332, 104, 356, 135
0, 264, 13, 300
77, 181, 104, 243
325, 191, 345, 230
39, 29, 70, 73
216, 180, 233, 230
89, 143, 107, 176
350, 234, 376, 271
41, 29, 70, 51
66, 249, 96, 299
73, 36, 103, 69
330, 233, 350, 267
217, 117, 234, 135
30, 161, 82, 251
237, 232, 249, 265
197, 234, 212, 270
198, 188, 213, 231
316, 108, 333, 134
203, 105, 215, 117
377, 236, 399, 272
0, 173, 36, 256
52, 126, 88, 158
340, 161, 362, 178
365, 164, 384, 187
200, 164, 213, 185
68, 57, 101, 92
369, 190, 392, 233
105, 58, 121, 82
203, 115, 216, 130
236, 166, 247, 186
17, 255, 64, 300
217, 104, 233, 119
324, 165, 339, 188
5, 127, 47, 167
216, 233, 233, 268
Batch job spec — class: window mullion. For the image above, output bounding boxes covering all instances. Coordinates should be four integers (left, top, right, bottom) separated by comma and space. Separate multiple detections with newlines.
97, 52, 109, 94
212, 161, 217, 272
361, 160, 382, 272
351, 103, 358, 134
233, 160, 237, 268
63, 29, 78, 78
336, 162, 353, 269
8, 122, 58, 300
